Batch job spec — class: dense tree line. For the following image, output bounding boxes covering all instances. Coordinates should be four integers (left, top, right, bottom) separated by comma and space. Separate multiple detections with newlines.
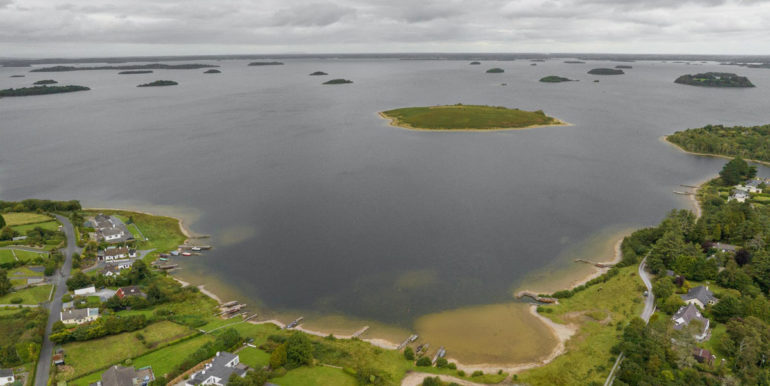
667, 124, 770, 162
50, 314, 148, 344
0, 199, 81, 213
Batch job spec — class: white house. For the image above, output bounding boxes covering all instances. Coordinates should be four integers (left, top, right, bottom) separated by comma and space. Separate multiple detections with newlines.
185, 352, 247, 386
61, 308, 99, 325
729, 190, 750, 203
74, 286, 96, 296
0, 369, 14, 386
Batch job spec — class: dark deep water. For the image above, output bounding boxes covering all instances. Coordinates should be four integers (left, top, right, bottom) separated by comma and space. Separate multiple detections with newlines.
2, 59, 769, 325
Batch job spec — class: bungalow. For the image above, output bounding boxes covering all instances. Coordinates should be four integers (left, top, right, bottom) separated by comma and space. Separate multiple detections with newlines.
101, 228, 126, 242
744, 179, 765, 193
90, 365, 155, 386
61, 308, 99, 325
74, 286, 96, 296
116, 286, 145, 299
185, 352, 248, 386
672, 304, 710, 341
0, 369, 14, 386
680, 286, 718, 308
693, 348, 716, 366
100, 247, 136, 261
729, 190, 750, 203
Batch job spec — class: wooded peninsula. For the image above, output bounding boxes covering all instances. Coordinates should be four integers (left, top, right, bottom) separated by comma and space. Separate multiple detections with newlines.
666, 123, 770, 162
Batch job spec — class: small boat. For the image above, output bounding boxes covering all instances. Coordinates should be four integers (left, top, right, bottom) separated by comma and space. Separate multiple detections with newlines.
159, 253, 169, 258
192, 247, 202, 251
158, 257, 168, 261
182, 252, 192, 256
170, 251, 180, 256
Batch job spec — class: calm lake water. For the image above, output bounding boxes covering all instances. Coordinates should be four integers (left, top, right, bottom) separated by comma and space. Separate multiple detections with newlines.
2, 59, 770, 328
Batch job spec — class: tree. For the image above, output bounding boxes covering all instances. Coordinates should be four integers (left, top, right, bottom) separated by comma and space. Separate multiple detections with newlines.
661, 294, 685, 314
403, 347, 415, 360
735, 249, 752, 266
719, 157, 756, 186
653, 277, 675, 304
129, 260, 150, 284
269, 343, 287, 369
66, 271, 91, 291
416, 357, 432, 366
0, 214, 5, 229
0, 269, 12, 296
285, 332, 313, 368
711, 294, 744, 323
435, 357, 448, 368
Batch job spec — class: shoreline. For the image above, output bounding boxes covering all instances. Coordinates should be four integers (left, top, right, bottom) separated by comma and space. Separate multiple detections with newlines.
378, 111, 572, 132
661, 135, 770, 167
84, 206, 202, 241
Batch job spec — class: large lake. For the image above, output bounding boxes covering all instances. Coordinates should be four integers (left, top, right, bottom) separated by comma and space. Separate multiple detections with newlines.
2, 59, 769, 338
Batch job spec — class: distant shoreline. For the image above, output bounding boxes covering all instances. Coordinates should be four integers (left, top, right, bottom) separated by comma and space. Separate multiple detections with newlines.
662, 135, 770, 167
378, 111, 571, 132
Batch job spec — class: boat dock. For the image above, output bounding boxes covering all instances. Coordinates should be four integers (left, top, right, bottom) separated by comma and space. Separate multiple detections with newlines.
351, 326, 369, 338
285, 316, 304, 329
432, 346, 446, 364
575, 259, 614, 268
397, 334, 418, 350
515, 291, 558, 304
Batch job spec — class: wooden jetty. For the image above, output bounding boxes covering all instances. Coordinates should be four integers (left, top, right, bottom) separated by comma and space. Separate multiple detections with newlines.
285, 316, 304, 329
179, 244, 212, 250
222, 301, 239, 308
575, 259, 614, 268
515, 291, 558, 304
397, 334, 419, 350
351, 326, 369, 338
432, 347, 446, 364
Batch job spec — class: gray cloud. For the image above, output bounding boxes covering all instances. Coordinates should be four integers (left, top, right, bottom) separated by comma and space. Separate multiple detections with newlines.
0, 0, 769, 56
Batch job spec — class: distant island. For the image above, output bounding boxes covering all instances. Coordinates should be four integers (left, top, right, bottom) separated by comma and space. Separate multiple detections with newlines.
204, 69, 221, 74
309, 71, 328, 76
31, 64, 218, 72
666, 123, 770, 162
470, 61, 481, 65
615, 65, 633, 69
486, 68, 504, 73
248, 61, 284, 66
379, 104, 566, 131
323, 78, 353, 85
674, 72, 754, 88
10, 75, 25, 78
588, 68, 624, 75
0, 85, 90, 97
137, 80, 178, 87
33, 79, 57, 85
565, 60, 586, 64
118, 70, 153, 74
540, 76, 573, 83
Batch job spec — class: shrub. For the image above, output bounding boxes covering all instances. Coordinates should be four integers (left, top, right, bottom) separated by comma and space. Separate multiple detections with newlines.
472, 370, 483, 377
447, 362, 457, 370
457, 370, 465, 377
404, 347, 415, 360
416, 357, 432, 366
436, 358, 448, 368
10, 297, 23, 304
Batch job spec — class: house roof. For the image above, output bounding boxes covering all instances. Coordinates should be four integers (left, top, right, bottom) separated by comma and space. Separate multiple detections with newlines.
0, 369, 13, 377
746, 179, 764, 188
187, 352, 246, 385
101, 365, 138, 386
61, 308, 98, 321
102, 265, 120, 275
103, 247, 129, 257
693, 348, 713, 359
681, 286, 717, 305
101, 228, 124, 237
119, 286, 144, 297
672, 304, 708, 331
713, 242, 739, 252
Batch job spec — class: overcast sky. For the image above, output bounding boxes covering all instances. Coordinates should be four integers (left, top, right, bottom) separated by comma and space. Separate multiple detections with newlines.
1, 0, 769, 57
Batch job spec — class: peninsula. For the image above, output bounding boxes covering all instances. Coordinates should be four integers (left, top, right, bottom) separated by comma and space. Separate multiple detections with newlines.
588, 68, 624, 75
0, 85, 90, 97
118, 70, 153, 74
666, 123, 770, 163
379, 104, 566, 131
486, 68, 504, 73
137, 80, 178, 87
248, 61, 284, 66
323, 78, 353, 85
31, 63, 218, 72
539, 75, 573, 83
674, 72, 754, 87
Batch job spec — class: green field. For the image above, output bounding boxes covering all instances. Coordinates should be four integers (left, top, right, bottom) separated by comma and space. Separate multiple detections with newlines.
0, 284, 52, 304
58, 321, 197, 380
272, 366, 358, 386
11, 220, 60, 233
9, 266, 44, 277
2, 212, 53, 226
518, 266, 645, 386
380, 105, 562, 131
237, 346, 271, 368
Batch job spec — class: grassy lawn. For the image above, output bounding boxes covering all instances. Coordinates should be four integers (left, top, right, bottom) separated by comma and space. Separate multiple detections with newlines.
83, 210, 186, 253
272, 366, 358, 386
2, 212, 53, 226
68, 334, 215, 386
11, 220, 60, 233
12, 249, 49, 262
58, 321, 197, 381
0, 250, 16, 264
701, 322, 727, 357
10, 266, 44, 277
380, 105, 560, 130
237, 346, 271, 368
0, 284, 52, 304
518, 265, 645, 386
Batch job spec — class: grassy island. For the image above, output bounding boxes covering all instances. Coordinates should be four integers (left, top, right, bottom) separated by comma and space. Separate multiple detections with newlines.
540, 75, 573, 83
137, 80, 178, 87
323, 78, 353, 85
118, 70, 153, 74
380, 104, 565, 131
248, 61, 284, 66
31, 64, 217, 72
33, 79, 57, 85
470, 61, 481, 65
486, 68, 504, 73
203, 69, 221, 74
674, 72, 754, 88
667, 123, 770, 162
588, 68, 624, 75
0, 85, 90, 97
309, 71, 328, 76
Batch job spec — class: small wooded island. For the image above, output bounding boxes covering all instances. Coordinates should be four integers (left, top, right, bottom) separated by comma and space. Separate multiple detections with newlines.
248, 61, 284, 66
119, 70, 153, 74
540, 76, 573, 83
470, 61, 481, 65
10, 75, 25, 77
674, 72, 754, 88
309, 71, 328, 76
204, 69, 221, 74
615, 65, 633, 69
33, 79, 57, 85
137, 80, 178, 87
0, 85, 90, 97
379, 104, 566, 131
588, 68, 624, 75
486, 68, 504, 73
323, 79, 353, 85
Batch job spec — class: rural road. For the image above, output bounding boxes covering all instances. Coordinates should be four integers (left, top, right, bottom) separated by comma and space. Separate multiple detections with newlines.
603, 254, 654, 386
35, 214, 79, 386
